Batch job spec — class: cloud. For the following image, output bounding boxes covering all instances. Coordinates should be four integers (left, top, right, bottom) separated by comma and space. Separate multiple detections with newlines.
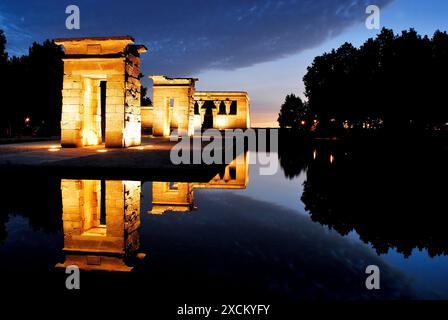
0, 0, 394, 74
139, 0, 395, 74
0, 11, 32, 56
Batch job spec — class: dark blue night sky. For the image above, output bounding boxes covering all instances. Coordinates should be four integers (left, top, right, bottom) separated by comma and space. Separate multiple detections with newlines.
1, 0, 447, 125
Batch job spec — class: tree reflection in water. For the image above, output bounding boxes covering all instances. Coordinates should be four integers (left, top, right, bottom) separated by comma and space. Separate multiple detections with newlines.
278, 133, 448, 257
0, 143, 444, 300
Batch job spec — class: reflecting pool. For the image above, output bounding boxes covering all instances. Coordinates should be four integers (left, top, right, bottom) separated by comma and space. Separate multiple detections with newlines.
0, 138, 447, 305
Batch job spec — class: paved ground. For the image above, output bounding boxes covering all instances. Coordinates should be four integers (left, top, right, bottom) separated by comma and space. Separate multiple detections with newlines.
0, 136, 226, 181
0, 136, 174, 165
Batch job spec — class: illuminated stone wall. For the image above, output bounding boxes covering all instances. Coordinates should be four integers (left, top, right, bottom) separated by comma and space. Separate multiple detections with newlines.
193, 92, 250, 130
146, 76, 250, 135
194, 152, 249, 189
149, 75, 198, 136
55, 36, 147, 148
148, 153, 249, 214
141, 106, 153, 129
58, 179, 141, 271
124, 51, 143, 147
149, 182, 194, 214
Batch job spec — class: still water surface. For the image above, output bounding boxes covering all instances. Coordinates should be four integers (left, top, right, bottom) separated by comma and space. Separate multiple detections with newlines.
0, 140, 446, 301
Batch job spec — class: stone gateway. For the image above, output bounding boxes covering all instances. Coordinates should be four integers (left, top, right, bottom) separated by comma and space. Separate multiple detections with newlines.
55, 36, 250, 147
55, 36, 147, 148
142, 75, 250, 136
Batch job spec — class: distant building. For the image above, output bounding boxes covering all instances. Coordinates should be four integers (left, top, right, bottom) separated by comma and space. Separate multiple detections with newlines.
143, 75, 250, 136
55, 36, 250, 148
149, 152, 249, 214
56, 153, 248, 271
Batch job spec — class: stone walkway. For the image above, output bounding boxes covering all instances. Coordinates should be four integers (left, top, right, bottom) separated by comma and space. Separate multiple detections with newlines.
0, 136, 224, 181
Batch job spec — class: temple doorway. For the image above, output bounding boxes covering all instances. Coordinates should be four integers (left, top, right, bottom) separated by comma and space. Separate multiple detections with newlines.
100, 81, 107, 143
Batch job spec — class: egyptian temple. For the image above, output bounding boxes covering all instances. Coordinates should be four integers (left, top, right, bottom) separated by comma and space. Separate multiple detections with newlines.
54, 36, 250, 148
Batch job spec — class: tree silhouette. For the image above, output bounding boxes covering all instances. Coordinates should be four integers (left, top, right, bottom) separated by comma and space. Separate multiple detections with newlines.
0, 31, 63, 137
277, 130, 312, 179
0, 30, 7, 63
24, 40, 64, 136
303, 28, 448, 133
277, 94, 309, 129
0, 30, 10, 136
277, 137, 448, 257
429, 30, 448, 126
141, 85, 152, 106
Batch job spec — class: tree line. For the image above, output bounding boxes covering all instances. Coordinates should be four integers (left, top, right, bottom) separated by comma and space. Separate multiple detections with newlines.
277, 136, 448, 257
0, 30, 63, 137
279, 28, 448, 134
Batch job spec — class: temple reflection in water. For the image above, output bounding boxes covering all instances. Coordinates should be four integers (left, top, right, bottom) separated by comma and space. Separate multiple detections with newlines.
150, 152, 249, 214
56, 152, 249, 271
56, 180, 141, 271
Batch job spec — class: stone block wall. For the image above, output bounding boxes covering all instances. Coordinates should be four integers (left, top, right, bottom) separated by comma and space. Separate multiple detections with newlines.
147, 153, 249, 215
123, 181, 141, 254
141, 106, 153, 128
151, 88, 169, 136
55, 37, 146, 148
149, 182, 194, 214
144, 77, 250, 134
61, 179, 121, 254
60, 179, 141, 256
193, 152, 249, 190
123, 48, 143, 147
194, 92, 250, 130
150, 76, 198, 136
105, 72, 126, 148
61, 74, 83, 146
60, 58, 128, 147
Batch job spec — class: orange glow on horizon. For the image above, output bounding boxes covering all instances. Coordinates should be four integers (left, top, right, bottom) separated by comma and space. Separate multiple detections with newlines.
250, 112, 279, 128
